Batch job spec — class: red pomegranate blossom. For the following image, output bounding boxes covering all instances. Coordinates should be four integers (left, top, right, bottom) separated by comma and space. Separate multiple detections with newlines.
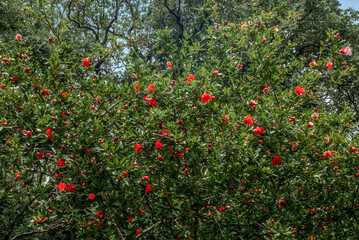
253, 126, 264, 135
201, 92, 212, 103
272, 156, 282, 166
250, 100, 258, 108
66, 183, 76, 192
46, 128, 54, 140
57, 183, 67, 192
57, 158, 66, 167
145, 184, 151, 193
295, 86, 305, 96
187, 74, 195, 84
326, 62, 333, 71
244, 115, 253, 125
134, 84, 140, 91
134, 144, 145, 153
147, 84, 155, 92
155, 140, 163, 149
82, 58, 91, 67
338, 47, 352, 56
89, 194, 95, 200
324, 151, 333, 157
309, 60, 318, 66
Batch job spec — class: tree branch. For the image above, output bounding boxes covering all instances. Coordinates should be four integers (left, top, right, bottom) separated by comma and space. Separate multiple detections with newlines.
164, 0, 184, 39
66, 0, 100, 42
101, 0, 120, 45
11, 224, 63, 240
135, 221, 162, 239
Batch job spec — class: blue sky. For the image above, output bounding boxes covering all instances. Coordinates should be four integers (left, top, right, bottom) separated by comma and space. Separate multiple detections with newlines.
339, 0, 359, 10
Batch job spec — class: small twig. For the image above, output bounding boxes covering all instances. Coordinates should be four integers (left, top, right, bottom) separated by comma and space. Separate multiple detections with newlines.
135, 221, 162, 239
11, 224, 63, 240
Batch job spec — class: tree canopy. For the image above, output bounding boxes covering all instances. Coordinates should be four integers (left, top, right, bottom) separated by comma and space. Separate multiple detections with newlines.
1, 1, 359, 239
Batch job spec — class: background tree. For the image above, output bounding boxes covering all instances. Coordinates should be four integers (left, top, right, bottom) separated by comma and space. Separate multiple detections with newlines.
1, 4, 359, 239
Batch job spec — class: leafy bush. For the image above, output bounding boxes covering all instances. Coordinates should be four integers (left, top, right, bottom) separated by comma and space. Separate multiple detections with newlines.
1, 7, 358, 240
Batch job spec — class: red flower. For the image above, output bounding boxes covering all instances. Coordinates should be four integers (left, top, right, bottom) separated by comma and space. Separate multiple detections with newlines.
272, 156, 282, 166
82, 58, 91, 67
127, 216, 132, 222
89, 194, 95, 200
145, 184, 151, 193
149, 98, 157, 108
136, 229, 141, 235
26, 131, 32, 137
133, 73, 138, 80
309, 60, 318, 66
67, 183, 76, 192
134, 144, 145, 153
250, 100, 258, 108
338, 47, 352, 56
57, 183, 67, 192
213, 70, 219, 75
187, 74, 195, 84
155, 140, 163, 149
43, 89, 50, 94
167, 61, 172, 68
350, 147, 356, 152
295, 86, 305, 96
134, 84, 140, 91
161, 129, 169, 136
147, 84, 155, 92
46, 128, 54, 140
244, 115, 253, 125
57, 158, 66, 167
16, 34, 22, 40
223, 115, 230, 122
326, 62, 333, 71
312, 114, 319, 120
324, 151, 333, 157
201, 92, 212, 103
307, 122, 314, 128
177, 119, 184, 126
253, 127, 264, 135
37, 152, 43, 159
15, 172, 21, 179
61, 92, 68, 98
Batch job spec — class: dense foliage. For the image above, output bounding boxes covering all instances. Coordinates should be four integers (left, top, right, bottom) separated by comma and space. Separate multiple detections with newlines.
1, 1, 359, 240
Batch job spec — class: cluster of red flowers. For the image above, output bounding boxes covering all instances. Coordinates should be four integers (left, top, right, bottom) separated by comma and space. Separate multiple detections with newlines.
57, 183, 76, 192
201, 92, 214, 103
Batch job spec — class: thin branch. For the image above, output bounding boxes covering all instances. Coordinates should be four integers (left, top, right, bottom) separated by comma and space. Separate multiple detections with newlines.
66, 0, 100, 42
164, 0, 184, 39
135, 221, 162, 239
101, 0, 120, 45
110, 216, 125, 240
11, 224, 63, 240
